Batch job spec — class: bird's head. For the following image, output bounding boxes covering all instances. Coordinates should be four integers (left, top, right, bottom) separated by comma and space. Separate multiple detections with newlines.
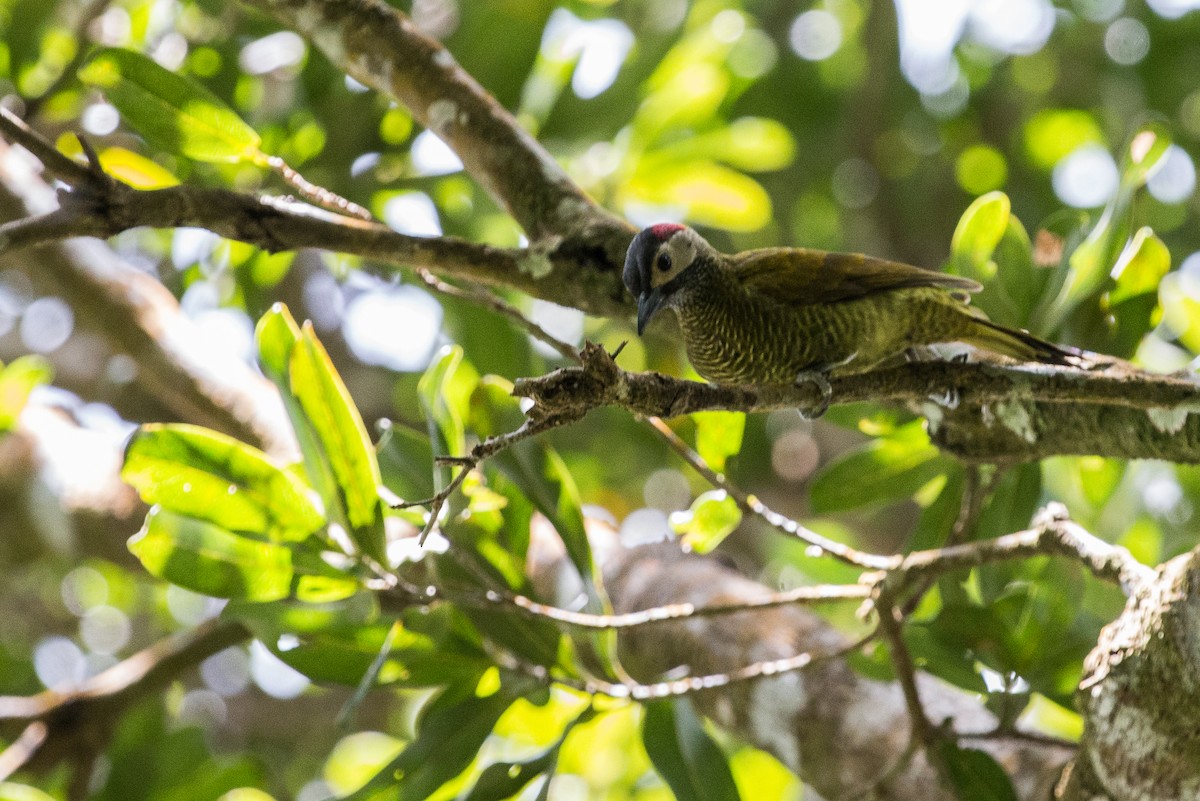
623, 223, 711, 334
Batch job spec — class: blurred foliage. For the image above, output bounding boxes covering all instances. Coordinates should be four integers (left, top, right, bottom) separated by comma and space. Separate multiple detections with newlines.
1, 0, 1200, 800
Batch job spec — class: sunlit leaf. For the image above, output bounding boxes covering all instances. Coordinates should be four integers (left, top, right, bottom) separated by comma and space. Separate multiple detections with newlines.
122, 423, 323, 542
129, 508, 292, 601
0, 783, 58, 801
671, 490, 741, 554
290, 321, 387, 563
230, 600, 489, 688
1043, 122, 1174, 331
217, 789, 276, 801
692, 411, 745, 473
0, 355, 52, 431
656, 117, 796, 172
342, 686, 518, 801
643, 698, 741, 801
418, 345, 478, 462
950, 191, 1010, 276
626, 160, 772, 232
1120, 120, 1172, 187
1109, 226, 1171, 305
79, 47, 265, 164
255, 305, 343, 525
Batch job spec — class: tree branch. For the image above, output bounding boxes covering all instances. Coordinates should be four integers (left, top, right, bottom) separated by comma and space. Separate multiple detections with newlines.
240, 0, 632, 248
0, 619, 249, 778
0, 136, 296, 455
515, 343, 1200, 463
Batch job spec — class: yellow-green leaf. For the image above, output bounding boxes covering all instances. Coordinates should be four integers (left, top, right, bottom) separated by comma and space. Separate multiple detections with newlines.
626, 160, 772, 232
79, 47, 264, 164
290, 322, 387, 563
671, 490, 742, 554
0, 784, 57, 801
1109, 226, 1171, 305
692, 411, 745, 473
0, 355, 52, 431
129, 508, 292, 601
951, 191, 1011, 275
122, 423, 323, 542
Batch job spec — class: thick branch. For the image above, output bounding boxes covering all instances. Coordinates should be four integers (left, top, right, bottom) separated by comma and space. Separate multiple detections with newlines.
515, 343, 1200, 463
0, 138, 296, 455
0, 105, 632, 316
240, 0, 632, 250
0, 619, 249, 777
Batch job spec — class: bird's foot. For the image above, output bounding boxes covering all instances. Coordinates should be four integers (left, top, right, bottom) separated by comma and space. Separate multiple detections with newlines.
793, 369, 834, 420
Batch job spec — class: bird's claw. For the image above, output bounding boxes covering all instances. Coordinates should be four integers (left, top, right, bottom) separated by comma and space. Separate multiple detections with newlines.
794, 369, 833, 420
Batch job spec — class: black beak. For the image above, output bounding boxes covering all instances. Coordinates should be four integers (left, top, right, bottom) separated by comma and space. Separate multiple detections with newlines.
636, 287, 665, 335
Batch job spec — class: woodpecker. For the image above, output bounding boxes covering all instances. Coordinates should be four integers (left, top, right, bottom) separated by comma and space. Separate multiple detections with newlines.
623, 224, 1076, 411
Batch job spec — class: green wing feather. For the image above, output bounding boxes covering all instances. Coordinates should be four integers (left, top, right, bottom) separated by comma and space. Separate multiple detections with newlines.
730, 248, 982, 306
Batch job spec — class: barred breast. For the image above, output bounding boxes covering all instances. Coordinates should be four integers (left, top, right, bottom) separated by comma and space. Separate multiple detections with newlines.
673, 285, 976, 385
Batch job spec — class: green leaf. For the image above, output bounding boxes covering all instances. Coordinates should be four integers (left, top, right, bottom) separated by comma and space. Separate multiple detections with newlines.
692, 411, 745, 473
343, 686, 518, 801
672, 490, 741, 554
232, 601, 490, 688
122, 423, 323, 542
419, 345, 479, 460
255, 305, 342, 517
1109, 226, 1171, 305
643, 699, 741, 801
79, 47, 264, 164
950, 191, 1011, 276
626, 160, 772, 232
0, 355, 52, 431
289, 320, 387, 564
0, 784, 57, 801
470, 377, 594, 585
1043, 122, 1173, 331
129, 508, 292, 601
937, 742, 1019, 801
810, 420, 947, 514
460, 706, 595, 801
459, 748, 558, 801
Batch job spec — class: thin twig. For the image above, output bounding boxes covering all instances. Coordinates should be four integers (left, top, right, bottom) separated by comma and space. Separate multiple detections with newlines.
876, 593, 944, 784
417, 269, 581, 362
0, 106, 93, 185
645, 416, 894, 570
892, 502, 1153, 596
400, 416, 571, 543
378, 580, 871, 632
265, 155, 373, 221
957, 728, 1078, 750
577, 631, 877, 701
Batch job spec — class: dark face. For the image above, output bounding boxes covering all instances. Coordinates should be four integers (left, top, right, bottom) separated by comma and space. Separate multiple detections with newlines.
623, 223, 696, 334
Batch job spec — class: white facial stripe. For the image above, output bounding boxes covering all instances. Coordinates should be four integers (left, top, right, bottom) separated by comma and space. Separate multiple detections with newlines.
649, 232, 698, 288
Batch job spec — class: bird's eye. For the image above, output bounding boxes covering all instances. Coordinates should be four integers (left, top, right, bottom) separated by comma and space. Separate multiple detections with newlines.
656, 253, 672, 272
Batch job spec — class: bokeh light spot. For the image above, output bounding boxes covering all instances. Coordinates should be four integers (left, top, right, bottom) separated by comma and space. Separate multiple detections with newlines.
1052, 144, 1118, 207
20, 297, 74, 353
1105, 17, 1150, 65
789, 11, 843, 61
343, 286, 443, 372
1147, 145, 1197, 204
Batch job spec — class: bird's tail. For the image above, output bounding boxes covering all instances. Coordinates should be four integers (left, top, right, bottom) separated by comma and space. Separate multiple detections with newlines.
964, 319, 1083, 366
